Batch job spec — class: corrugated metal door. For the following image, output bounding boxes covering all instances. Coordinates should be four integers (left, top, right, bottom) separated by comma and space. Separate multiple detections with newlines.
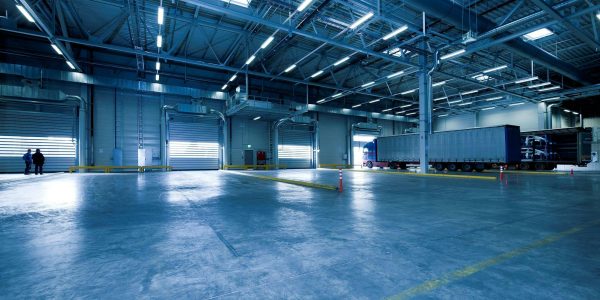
168, 115, 220, 170
0, 102, 77, 173
278, 126, 314, 169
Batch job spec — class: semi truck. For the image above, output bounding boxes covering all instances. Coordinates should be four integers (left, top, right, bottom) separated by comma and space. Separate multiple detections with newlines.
362, 125, 521, 172
519, 127, 593, 170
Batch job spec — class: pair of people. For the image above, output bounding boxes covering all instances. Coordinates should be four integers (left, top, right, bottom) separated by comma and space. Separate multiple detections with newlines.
23, 149, 45, 175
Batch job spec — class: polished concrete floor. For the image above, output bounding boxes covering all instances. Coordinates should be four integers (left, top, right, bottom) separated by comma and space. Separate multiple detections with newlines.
0, 169, 599, 299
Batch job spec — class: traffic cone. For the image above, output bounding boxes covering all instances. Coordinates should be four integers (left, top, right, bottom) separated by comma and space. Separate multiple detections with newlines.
500, 165, 504, 181
570, 168, 574, 176
338, 168, 343, 192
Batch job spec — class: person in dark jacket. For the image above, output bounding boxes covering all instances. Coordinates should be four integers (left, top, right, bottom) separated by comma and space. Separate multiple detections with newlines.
22, 149, 33, 175
32, 149, 45, 175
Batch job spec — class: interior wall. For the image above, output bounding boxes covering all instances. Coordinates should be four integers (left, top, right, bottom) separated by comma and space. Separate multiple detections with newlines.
477, 103, 542, 131
434, 113, 476, 131
318, 113, 348, 165
229, 117, 270, 165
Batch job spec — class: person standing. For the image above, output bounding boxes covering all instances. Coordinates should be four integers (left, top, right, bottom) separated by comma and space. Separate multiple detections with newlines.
32, 149, 45, 175
22, 149, 33, 175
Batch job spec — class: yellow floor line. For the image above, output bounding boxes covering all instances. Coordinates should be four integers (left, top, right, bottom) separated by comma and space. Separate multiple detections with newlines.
387, 218, 600, 300
227, 171, 338, 191
486, 170, 568, 175
349, 169, 497, 180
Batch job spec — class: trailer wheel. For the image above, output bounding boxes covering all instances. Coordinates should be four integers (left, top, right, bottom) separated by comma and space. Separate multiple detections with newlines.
434, 163, 445, 171
545, 163, 556, 170
462, 163, 473, 172
534, 162, 546, 171
520, 162, 530, 170
447, 163, 458, 172
366, 161, 373, 169
399, 163, 408, 170
475, 163, 485, 172
389, 162, 398, 169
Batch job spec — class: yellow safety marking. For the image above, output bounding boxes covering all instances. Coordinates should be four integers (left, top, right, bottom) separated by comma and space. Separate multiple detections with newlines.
349, 169, 497, 180
228, 171, 338, 191
486, 170, 567, 176
388, 218, 600, 300
319, 164, 353, 169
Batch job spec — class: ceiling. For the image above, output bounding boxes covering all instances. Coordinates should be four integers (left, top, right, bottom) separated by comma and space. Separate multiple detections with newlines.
1, 0, 599, 118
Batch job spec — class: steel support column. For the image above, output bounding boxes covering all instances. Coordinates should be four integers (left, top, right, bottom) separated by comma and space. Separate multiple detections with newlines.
418, 47, 432, 174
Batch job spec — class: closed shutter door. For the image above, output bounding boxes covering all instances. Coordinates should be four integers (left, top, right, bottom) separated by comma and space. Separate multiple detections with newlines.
279, 127, 313, 169
0, 103, 77, 173
168, 116, 220, 170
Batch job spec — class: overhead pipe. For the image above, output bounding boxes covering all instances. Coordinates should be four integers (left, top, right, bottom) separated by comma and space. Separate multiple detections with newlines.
401, 0, 593, 85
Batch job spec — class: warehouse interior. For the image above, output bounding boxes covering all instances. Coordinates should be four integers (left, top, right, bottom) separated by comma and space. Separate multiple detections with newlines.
1, 0, 599, 298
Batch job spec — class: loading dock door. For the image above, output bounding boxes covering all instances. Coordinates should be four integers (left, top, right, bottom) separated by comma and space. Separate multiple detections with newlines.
278, 126, 314, 169
0, 102, 77, 173
168, 116, 220, 170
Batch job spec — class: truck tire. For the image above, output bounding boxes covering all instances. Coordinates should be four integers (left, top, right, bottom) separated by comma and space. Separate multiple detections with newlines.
399, 163, 408, 170
389, 162, 397, 169
534, 162, 545, 171
447, 163, 458, 172
434, 163, 445, 171
475, 163, 485, 172
545, 163, 556, 170
366, 161, 373, 169
520, 162, 530, 170
462, 163, 473, 172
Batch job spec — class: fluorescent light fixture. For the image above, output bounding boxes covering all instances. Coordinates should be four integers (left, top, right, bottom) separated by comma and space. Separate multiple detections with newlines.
541, 97, 561, 102
316, 99, 326, 104
158, 6, 164, 25
228, 74, 237, 82
310, 70, 324, 78
406, 112, 417, 116
369, 99, 380, 103
245, 55, 256, 65
572, 111, 579, 115
352, 104, 362, 108
361, 81, 375, 88
253, 116, 262, 121
155, 74, 160, 81
473, 74, 490, 81
538, 86, 561, 92
297, 0, 314, 12
461, 90, 479, 95
382, 108, 393, 112
528, 82, 551, 89
155, 61, 161, 71
563, 109, 571, 113
332, 93, 343, 98
509, 102, 525, 106
400, 104, 412, 108
440, 49, 466, 60
387, 71, 404, 79
523, 28, 554, 41
485, 96, 504, 101
481, 107, 496, 111
221, 84, 227, 90
438, 114, 448, 117
334, 56, 350, 66
66, 61, 75, 70
349, 12, 374, 30
260, 36, 275, 49
458, 102, 473, 106
482, 65, 507, 73
382, 25, 408, 40
395, 110, 407, 114
16, 5, 35, 23
401, 88, 417, 95
157, 35, 163, 48
51, 44, 63, 55
448, 100, 462, 104
514, 76, 538, 84
434, 96, 447, 101
597, 12, 600, 21
432, 81, 446, 87
284, 64, 297, 73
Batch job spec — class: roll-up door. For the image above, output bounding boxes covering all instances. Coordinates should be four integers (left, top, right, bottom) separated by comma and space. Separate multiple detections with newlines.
0, 102, 77, 173
352, 127, 381, 166
278, 125, 314, 169
168, 115, 220, 170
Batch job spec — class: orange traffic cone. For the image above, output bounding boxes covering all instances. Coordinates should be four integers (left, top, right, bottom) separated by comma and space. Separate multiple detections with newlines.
570, 168, 574, 176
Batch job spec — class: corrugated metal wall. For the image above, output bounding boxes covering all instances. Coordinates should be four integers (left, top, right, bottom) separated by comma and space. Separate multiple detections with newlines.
230, 117, 270, 165
0, 102, 77, 172
318, 113, 347, 165
168, 115, 220, 170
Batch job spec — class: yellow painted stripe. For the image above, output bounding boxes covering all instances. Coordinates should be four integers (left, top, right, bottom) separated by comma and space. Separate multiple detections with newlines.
388, 219, 600, 300
487, 170, 567, 176
227, 171, 338, 191
349, 169, 497, 180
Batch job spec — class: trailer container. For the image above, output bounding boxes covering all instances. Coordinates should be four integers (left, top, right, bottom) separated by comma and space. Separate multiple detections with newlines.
363, 125, 521, 172
520, 127, 593, 170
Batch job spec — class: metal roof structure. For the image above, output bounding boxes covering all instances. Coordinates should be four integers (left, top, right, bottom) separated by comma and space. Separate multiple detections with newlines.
1, 0, 599, 119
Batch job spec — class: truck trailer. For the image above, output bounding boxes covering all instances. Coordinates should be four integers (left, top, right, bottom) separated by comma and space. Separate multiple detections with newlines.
362, 125, 522, 172
519, 127, 593, 170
